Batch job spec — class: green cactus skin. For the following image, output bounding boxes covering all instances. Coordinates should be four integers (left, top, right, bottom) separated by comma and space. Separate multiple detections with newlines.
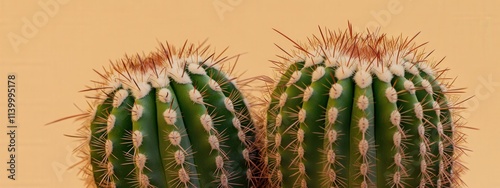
108, 90, 136, 188
74, 42, 260, 188
264, 27, 466, 188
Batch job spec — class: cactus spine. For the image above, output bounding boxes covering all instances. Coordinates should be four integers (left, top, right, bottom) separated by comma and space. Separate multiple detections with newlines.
263, 27, 466, 188
72, 42, 260, 188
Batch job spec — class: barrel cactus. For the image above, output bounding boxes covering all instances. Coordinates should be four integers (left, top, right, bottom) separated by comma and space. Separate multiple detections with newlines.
263, 27, 466, 188
69, 42, 261, 188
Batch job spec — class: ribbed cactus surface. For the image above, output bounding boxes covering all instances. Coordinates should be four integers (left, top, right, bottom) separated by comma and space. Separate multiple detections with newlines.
264, 28, 464, 188
75, 42, 259, 188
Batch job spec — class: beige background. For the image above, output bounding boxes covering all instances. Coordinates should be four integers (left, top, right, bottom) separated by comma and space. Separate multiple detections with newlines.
0, 1, 498, 187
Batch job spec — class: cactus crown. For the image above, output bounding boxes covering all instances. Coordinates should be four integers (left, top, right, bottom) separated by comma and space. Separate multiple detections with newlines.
262, 26, 467, 188
65, 41, 262, 188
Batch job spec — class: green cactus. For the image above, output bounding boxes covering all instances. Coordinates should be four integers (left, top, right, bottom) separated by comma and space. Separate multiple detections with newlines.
70, 42, 262, 188
263, 27, 466, 188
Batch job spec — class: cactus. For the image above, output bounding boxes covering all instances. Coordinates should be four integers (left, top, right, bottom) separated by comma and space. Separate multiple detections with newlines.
262, 26, 467, 188
67, 42, 262, 188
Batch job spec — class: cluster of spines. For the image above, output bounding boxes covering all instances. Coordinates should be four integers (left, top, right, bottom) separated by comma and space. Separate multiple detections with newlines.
63, 41, 262, 188
262, 26, 468, 188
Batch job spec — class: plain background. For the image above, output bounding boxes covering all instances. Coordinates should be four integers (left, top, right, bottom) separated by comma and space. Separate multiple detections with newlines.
0, 1, 499, 187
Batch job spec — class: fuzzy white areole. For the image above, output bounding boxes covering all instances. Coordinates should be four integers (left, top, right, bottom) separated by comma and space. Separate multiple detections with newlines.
418, 123, 426, 139
88, 106, 98, 123
220, 174, 229, 187
298, 109, 306, 123
327, 107, 338, 124
414, 103, 424, 120
291, 53, 307, 63
437, 122, 444, 136
358, 117, 369, 133
274, 133, 282, 146
106, 115, 116, 133
215, 155, 224, 169
163, 108, 177, 125
390, 110, 401, 126
385, 87, 398, 103
335, 65, 354, 80
174, 150, 185, 165
304, 55, 324, 68
420, 160, 428, 175
135, 153, 147, 171
327, 149, 335, 164
232, 117, 242, 129
224, 97, 235, 112
105, 139, 113, 158
275, 114, 282, 127
238, 130, 246, 143
421, 79, 433, 94
404, 80, 416, 94
393, 171, 401, 185
299, 162, 306, 175
107, 163, 114, 176
354, 68, 373, 89
297, 146, 304, 158
325, 55, 339, 67
140, 174, 151, 187
311, 66, 326, 82
358, 140, 369, 156
394, 153, 402, 167
433, 101, 441, 116
403, 61, 420, 75
177, 167, 191, 185
357, 95, 369, 110
132, 130, 143, 148
328, 168, 336, 182
185, 55, 204, 64
131, 82, 152, 99
327, 130, 337, 143
189, 89, 204, 104
208, 79, 222, 92
372, 64, 393, 83
389, 63, 405, 77
329, 83, 343, 99
169, 131, 182, 146
278, 93, 288, 108
393, 132, 402, 147
242, 148, 250, 162
303, 87, 314, 102
149, 70, 170, 88
297, 129, 305, 143
187, 63, 207, 75
418, 62, 434, 76
286, 71, 302, 87
276, 170, 283, 181
158, 88, 173, 103
208, 135, 220, 151
167, 64, 192, 84
131, 103, 144, 121
108, 74, 122, 91
419, 142, 427, 157
200, 114, 214, 132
